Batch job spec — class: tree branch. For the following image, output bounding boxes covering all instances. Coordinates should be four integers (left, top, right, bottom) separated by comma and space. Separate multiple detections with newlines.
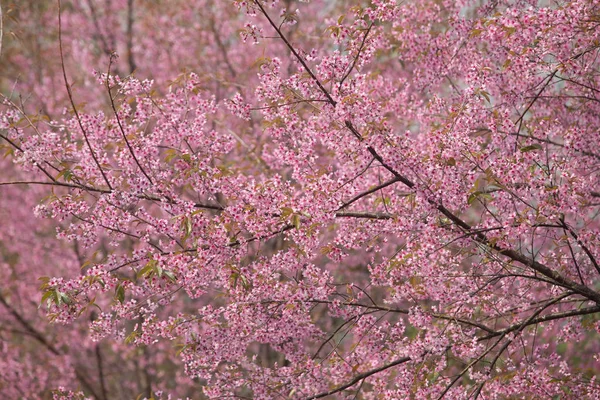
338, 23, 373, 88
337, 177, 400, 210
106, 53, 153, 185
0, 294, 101, 398
305, 356, 411, 399
254, 0, 600, 305
479, 304, 600, 341
58, 0, 113, 190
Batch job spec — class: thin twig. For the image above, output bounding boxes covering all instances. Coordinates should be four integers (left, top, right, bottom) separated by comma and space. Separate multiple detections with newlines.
485, 293, 571, 374
478, 303, 600, 341
559, 216, 600, 277
339, 23, 373, 88
253, 0, 336, 105
305, 357, 411, 399
58, 0, 113, 190
0, 294, 101, 399
436, 334, 506, 399
0, 179, 221, 210
337, 177, 400, 210
106, 53, 154, 185
253, 0, 600, 305
334, 211, 393, 219
0, 2, 4, 58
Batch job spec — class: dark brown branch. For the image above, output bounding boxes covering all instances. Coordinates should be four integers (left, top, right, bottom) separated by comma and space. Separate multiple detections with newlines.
472, 381, 485, 400
312, 316, 358, 360
515, 70, 558, 127
485, 294, 570, 376
95, 344, 108, 400
250, 99, 329, 111
85, 0, 112, 57
339, 23, 373, 87
0, 179, 221, 210
253, 0, 336, 106
526, 94, 600, 104
0, 180, 110, 192
556, 75, 600, 94
562, 225, 585, 285
254, 0, 600, 305
0, 294, 101, 398
126, 0, 136, 74
305, 356, 411, 399
559, 217, 600, 277
209, 16, 237, 78
334, 211, 393, 219
479, 303, 600, 341
507, 132, 600, 161
0, 294, 60, 355
0, 132, 67, 185
436, 335, 506, 399
337, 177, 400, 210
0, 183, 395, 221
58, 0, 113, 190
308, 300, 495, 333
0, 2, 3, 58
106, 54, 153, 185
228, 224, 295, 247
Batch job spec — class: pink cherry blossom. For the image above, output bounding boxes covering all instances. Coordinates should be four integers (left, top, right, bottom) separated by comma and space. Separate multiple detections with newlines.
1, 0, 600, 398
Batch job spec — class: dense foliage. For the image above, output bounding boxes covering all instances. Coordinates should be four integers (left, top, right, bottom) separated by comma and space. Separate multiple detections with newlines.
1, 0, 600, 398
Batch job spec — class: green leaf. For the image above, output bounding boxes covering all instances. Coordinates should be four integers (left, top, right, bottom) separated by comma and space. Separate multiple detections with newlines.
41, 290, 54, 307
115, 284, 125, 304
58, 292, 71, 305
164, 149, 178, 162
180, 215, 193, 241
468, 191, 494, 205
468, 192, 479, 205
38, 276, 50, 290
280, 207, 294, 219
137, 265, 153, 278
163, 270, 177, 282
125, 330, 138, 344
519, 143, 543, 152
469, 28, 483, 38
240, 275, 251, 290
230, 271, 239, 288
56, 169, 74, 182
186, 217, 192, 236
504, 26, 517, 36
291, 214, 301, 229
0, 144, 14, 158
175, 343, 188, 356
480, 90, 491, 103
137, 259, 158, 279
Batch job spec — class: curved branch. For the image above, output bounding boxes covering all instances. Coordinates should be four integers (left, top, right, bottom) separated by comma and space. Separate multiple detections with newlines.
339, 23, 373, 87
334, 211, 393, 219
337, 177, 400, 210
0, 294, 101, 398
255, 0, 600, 305
106, 54, 153, 185
559, 216, 600, 277
305, 356, 411, 399
479, 304, 600, 341
58, 0, 113, 190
